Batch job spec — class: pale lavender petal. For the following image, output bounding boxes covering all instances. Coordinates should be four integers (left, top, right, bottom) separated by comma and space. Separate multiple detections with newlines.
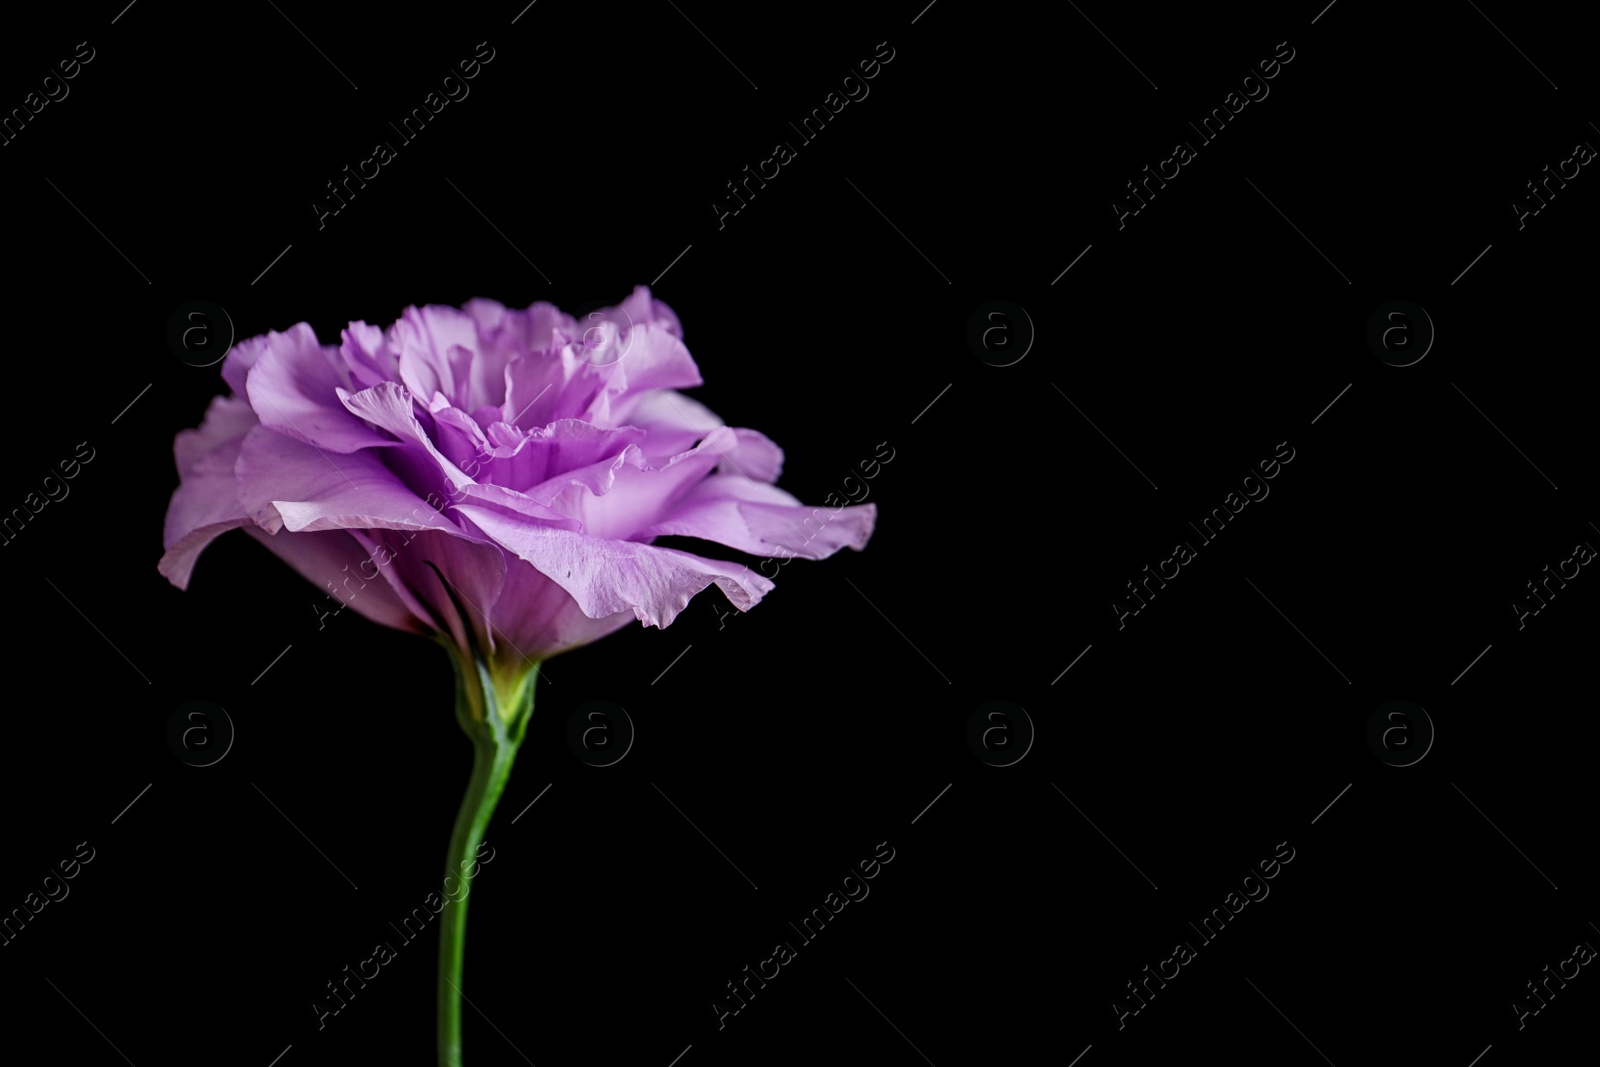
388, 305, 483, 409
430, 404, 492, 472
159, 396, 260, 587
455, 503, 775, 628
586, 286, 682, 338
174, 395, 258, 473
221, 331, 272, 397
462, 297, 575, 362
158, 505, 250, 589
715, 428, 784, 483
338, 382, 477, 499
458, 445, 643, 527
339, 321, 400, 392
246, 324, 395, 453
624, 388, 724, 461
339, 382, 577, 529
489, 559, 635, 662
235, 423, 467, 536
544, 426, 738, 539
346, 527, 507, 657
483, 420, 525, 450
502, 343, 580, 430
636, 475, 877, 559
480, 420, 646, 492
579, 322, 703, 426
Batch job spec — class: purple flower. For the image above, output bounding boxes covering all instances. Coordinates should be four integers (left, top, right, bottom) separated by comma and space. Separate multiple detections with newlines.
160, 287, 876, 672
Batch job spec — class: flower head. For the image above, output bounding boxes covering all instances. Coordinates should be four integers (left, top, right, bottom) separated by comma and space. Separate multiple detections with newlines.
160, 287, 876, 687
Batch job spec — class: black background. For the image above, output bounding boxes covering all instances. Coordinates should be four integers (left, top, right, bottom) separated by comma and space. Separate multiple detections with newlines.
1, 2, 1595, 1065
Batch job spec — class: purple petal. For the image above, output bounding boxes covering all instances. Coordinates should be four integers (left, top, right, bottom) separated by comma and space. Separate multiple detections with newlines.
159, 395, 259, 588
625, 389, 724, 461
580, 323, 703, 425
339, 321, 401, 392
339, 382, 578, 529
455, 502, 774, 628
345, 527, 507, 657
482, 419, 647, 492
501, 343, 579, 430
388, 305, 483, 410
488, 559, 636, 662
221, 331, 272, 397
246, 324, 395, 453
636, 475, 877, 559
462, 298, 576, 363
174, 395, 257, 474
715, 428, 784, 483
547, 426, 739, 540
235, 423, 468, 536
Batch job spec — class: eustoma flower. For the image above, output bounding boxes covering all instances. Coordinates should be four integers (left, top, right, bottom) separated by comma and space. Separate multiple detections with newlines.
158, 287, 875, 1066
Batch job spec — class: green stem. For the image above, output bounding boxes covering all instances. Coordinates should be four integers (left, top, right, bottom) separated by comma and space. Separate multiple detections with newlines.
437, 646, 537, 1067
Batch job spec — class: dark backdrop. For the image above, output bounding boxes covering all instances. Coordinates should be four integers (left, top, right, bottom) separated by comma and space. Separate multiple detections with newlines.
1, 2, 1595, 1065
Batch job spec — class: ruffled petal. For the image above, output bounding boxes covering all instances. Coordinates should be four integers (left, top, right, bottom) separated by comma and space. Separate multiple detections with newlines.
624, 388, 724, 462
235, 423, 469, 536
539, 426, 738, 539
636, 475, 876, 559
339, 382, 577, 529
454, 503, 774, 628
159, 395, 260, 588
345, 527, 507, 657
246, 323, 395, 453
